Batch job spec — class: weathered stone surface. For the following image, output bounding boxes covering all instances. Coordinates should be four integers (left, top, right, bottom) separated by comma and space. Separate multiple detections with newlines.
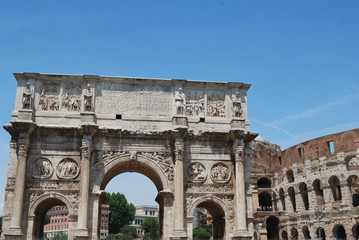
1, 73, 255, 240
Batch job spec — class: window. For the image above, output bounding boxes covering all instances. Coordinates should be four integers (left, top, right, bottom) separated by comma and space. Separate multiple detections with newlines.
297, 147, 304, 159
328, 141, 335, 153
145, 210, 148, 215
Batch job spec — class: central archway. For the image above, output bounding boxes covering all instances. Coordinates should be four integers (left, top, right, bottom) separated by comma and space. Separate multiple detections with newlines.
91, 153, 172, 239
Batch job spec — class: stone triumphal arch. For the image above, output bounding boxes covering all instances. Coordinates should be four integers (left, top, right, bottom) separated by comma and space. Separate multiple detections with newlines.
1, 73, 257, 240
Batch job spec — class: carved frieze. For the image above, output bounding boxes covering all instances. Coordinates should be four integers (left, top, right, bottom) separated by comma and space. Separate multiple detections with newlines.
140, 152, 174, 182
30, 158, 53, 179
210, 162, 231, 183
56, 158, 80, 179
27, 179, 79, 190
62, 83, 82, 111
186, 162, 207, 183
186, 183, 233, 193
207, 91, 225, 117
40, 83, 60, 111
186, 90, 205, 116
99, 151, 174, 182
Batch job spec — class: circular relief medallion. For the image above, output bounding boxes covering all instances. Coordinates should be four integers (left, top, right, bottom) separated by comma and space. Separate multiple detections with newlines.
210, 163, 231, 183
30, 158, 53, 179
56, 158, 80, 179
186, 162, 207, 183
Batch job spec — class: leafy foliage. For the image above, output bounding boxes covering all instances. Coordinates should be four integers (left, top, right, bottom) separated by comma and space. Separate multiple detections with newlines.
193, 224, 212, 240
52, 232, 68, 240
141, 217, 159, 240
105, 233, 133, 240
104, 192, 136, 234
120, 225, 137, 238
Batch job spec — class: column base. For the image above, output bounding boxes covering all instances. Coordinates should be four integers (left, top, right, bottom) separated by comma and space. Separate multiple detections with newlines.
232, 230, 251, 240
4, 227, 24, 239
73, 229, 89, 239
171, 229, 187, 240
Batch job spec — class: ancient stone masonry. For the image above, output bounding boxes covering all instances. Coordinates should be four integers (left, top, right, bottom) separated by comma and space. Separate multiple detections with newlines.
251, 129, 359, 240
1, 73, 255, 240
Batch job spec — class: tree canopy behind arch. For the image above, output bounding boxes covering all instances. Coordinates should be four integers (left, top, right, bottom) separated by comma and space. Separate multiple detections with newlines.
104, 192, 136, 234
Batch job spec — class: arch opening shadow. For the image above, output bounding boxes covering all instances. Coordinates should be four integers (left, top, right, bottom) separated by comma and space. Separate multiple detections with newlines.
333, 225, 346, 240
266, 216, 279, 240
195, 200, 225, 240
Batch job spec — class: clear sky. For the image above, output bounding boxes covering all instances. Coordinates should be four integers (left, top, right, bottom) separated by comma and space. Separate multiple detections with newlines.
0, 1, 358, 214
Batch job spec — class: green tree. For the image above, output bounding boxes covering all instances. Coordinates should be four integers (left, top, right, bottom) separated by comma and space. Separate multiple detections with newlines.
120, 225, 137, 238
106, 233, 133, 240
141, 217, 159, 240
52, 232, 68, 240
193, 224, 212, 240
104, 192, 136, 234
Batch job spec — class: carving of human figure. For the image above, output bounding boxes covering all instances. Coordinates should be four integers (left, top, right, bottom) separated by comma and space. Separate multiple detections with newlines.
84, 83, 93, 111
22, 82, 32, 109
233, 92, 243, 118
175, 88, 186, 115
62, 91, 71, 110
192, 164, 205, 180
39, 89, 48, 110
198, 96, 205, 113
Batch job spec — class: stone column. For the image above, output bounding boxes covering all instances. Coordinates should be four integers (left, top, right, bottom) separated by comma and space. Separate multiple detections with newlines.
75, 135, 92, 238
233, 140, 248, 234
172, 138, 187, 239
252, 189, 259, 212
8, 133, 30, 235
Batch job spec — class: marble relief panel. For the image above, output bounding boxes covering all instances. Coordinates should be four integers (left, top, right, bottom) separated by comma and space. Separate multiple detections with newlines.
186, 90, 205, 116
39, 83, 60, 111
62, 84, 82, 111
207, 90, 225, 117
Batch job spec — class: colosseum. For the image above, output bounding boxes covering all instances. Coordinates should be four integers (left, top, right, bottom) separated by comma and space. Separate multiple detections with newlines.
251, 128, 359, 240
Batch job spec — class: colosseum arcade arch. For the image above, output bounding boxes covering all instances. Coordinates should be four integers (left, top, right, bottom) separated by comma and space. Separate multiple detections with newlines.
1, 73, 256, 240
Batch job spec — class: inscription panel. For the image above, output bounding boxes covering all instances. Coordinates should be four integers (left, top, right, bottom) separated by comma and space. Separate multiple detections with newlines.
96, 83, 172, 116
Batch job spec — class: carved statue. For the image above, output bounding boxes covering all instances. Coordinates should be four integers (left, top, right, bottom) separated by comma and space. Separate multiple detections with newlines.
175, 88, 186, 115
22, 82, 32, 109
232, 92, 243, 118
187, 162, 207, 182
84, 83, 93, 111
39, 89, 48, 110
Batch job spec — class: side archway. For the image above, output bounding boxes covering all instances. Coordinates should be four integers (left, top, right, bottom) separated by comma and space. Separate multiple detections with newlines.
27, 192, 75, 240
187, 194, 230, 240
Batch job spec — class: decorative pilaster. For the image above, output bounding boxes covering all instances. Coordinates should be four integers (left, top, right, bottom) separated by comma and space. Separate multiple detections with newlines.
172, 137, 187, 239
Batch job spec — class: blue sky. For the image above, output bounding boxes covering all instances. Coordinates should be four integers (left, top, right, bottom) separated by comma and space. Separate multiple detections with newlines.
0, 1, 358, 214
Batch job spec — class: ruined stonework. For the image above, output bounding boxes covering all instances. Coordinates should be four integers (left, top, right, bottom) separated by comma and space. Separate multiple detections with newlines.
251, 129, 359, 240
1, 73, 256, 240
